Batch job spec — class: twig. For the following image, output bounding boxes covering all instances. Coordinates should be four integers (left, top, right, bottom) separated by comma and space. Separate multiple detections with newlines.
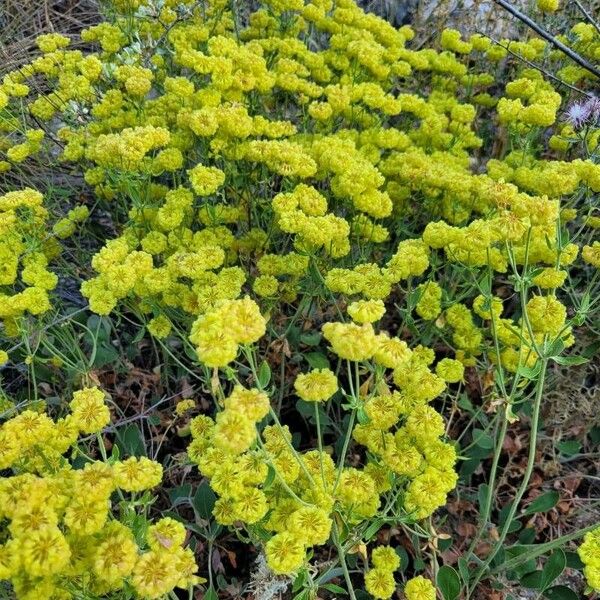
492, 0, 600, 80
486, 34, 594, 99
572, 0, 600, 35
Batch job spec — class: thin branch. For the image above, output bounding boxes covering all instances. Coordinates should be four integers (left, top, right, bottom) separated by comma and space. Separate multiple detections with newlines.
492, 0, 600, 80
486, 34, 595, 99
572, 0, 600, 35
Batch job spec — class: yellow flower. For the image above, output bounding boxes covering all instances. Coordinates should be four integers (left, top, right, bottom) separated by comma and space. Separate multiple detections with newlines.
404, 575, 436, 600
371, 546, 400, 571
287, 507, 332, 546
265, 531, 305, 575
365, 567, 396, 599
582, 242, 600, 267
322, 322, 378, 361
63, 495, 109, 535
415, 281, 442, 321
214, 410, 256, 455
224, 386, 270, 421
175, 398, 195, 416
435, 358, 464, 383
294, 369, 338, 402
93, 522, 138, 585
113, 457, 163, 492
525, 295, 566, 336
0, 542, 16, 579
232, 486, 268, 523
187, 164, 225, 196
147, 517, 187, 552
69, 387, 110, 433
219, 296, 267, 344
537, 0, 559, 11
131, 550, 180, 599
347, 299, 386, 323
20, 526, 71, 576
147, 315, 172, 339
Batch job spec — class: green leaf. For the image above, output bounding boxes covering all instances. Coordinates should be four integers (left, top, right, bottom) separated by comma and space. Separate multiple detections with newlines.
466, 444, 493, 460
477, 483, 490, 512
511, 558, 538, 580
363, 518, 385, 540
473, 428, 494, 450
115, 424, 146, 457
437, 565, 461, 600
396, 547, 409, 572
520, 570, 544, 590
168, 483, 191, 506
544, 337, 565, 359
131, 326, 146, 344
457, 394, 474, 413
439, 536, 453, 552
523, 491, 559, 516
516, 362, 542, 380
518, 527, 536, 544
257, 360, 271, 388
192, 481, 216, 519
543, 585, 579, 600
322, 584, 348, 595
203, 586, 218, 600
306, 352, 330, 369
93, 343, 120, 368
551, 355, 588, 366
582, 340, 600, 359
556, 440, 581, 456
457, 558, 469, 588
292, 569, 307, 593
300, 332, 321, 346
507, 519, 522, 533
295, 399, 313, 418
263, 465, 276, 490
109, 443, 120, 463
498, 500, 516, 526
540, 550, 566, 590
564, 551, 584, 570
317, 567, 345, 584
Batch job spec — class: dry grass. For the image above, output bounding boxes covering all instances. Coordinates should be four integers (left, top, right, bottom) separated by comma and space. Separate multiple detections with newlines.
0, 0, 100, 76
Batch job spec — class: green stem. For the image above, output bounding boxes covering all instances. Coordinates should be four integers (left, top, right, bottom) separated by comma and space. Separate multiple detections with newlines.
314, 402, 326, 487
334, 408, 356, 493
489, 522, 599, 575
468, 357, 549, 596
465, 413, 509, 561
333, 522, 358, 600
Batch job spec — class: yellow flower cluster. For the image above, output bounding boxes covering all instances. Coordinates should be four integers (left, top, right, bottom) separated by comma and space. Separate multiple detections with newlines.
52, 205, 89, 239
294, 368, 338, 402
579, 527, 600, 591
344, 324, 457, 519
1, 0, 598, 596
553, 23, 600, 84
0, 189, 59, 334
498, 75, 562, 128
404, 575, 437, 600
189, 297, 266, 366
186, 309, 457, 579
0, 0, 593, 367
365, 546, 401, 599
0, 387, 200, 599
